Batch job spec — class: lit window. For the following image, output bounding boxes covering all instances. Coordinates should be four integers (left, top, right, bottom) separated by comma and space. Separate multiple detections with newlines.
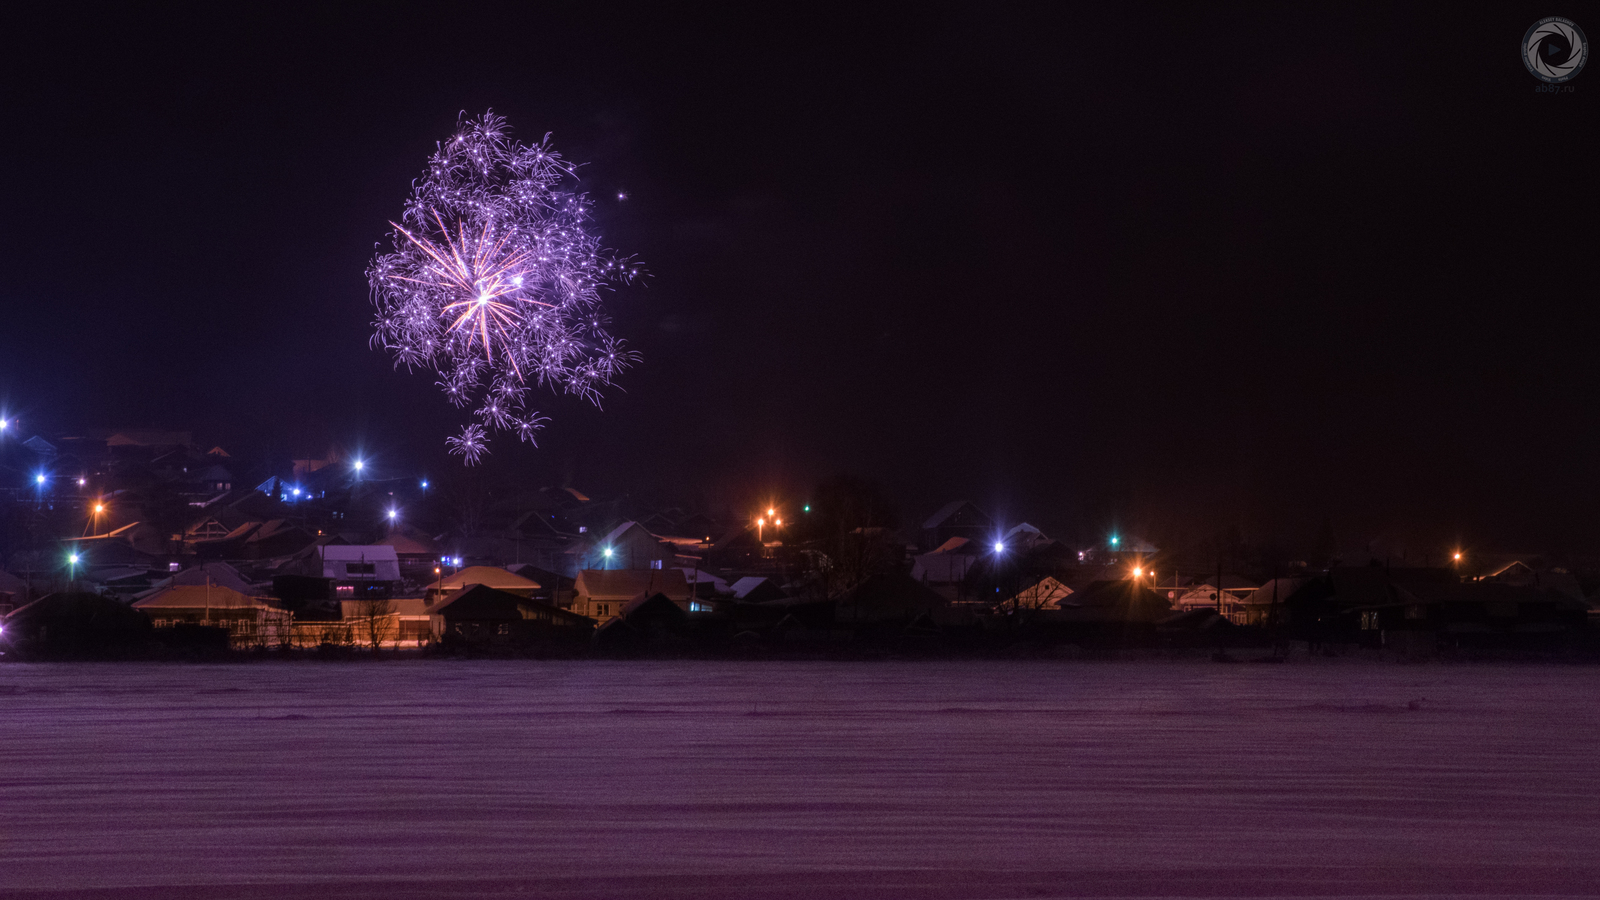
651, 559, 662, 570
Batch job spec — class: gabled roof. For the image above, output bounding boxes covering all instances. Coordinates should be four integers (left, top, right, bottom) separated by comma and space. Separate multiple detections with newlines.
319, 545, 400, 563
575, 568, 690, 601
432, 565, 540, 593
106, 430, 191, 448
0, 569, 26, 595
729, 576, 787, 602
676, 568, 729, 594
922, 500, 992, 531
133, 583, 272, 610
143, 561, 259, 596
376, 531, 439, 555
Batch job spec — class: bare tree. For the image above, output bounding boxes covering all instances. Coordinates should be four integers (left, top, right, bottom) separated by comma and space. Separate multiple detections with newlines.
352, 595, 397, 652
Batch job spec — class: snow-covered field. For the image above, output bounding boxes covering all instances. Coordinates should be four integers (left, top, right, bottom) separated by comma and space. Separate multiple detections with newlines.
1, 660, 1597, 899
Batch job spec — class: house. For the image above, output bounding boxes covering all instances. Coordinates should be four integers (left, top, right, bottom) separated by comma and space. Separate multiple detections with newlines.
592, 592, 691, 648
706, 526, 768, 569
2, 592, 154, 657
319, 545, 402, 599
1170, 575, 1261, 620
834, 572, 948, 625
132, 577, 287, 647
1276, 567, 1589, 650
507, 564, 577, 608
919, 501, 993, 552
336, 596, 433, 646
584, 521, 674, 570
910, 536, 981, 601
677, 567, 729, 599
1048, 579, 1171, 624
241, 519, 318, 560
424, 566, 540, 603
427, 583, 594, 645
1230, 577, 1310, 625
573, 568, 693, 624
0, 568, 27, 614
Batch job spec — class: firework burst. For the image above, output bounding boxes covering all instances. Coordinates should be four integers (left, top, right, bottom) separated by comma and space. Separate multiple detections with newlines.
369, 111, 641, 463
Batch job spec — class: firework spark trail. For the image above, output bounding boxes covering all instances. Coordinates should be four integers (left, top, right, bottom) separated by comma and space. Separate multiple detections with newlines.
368, 111, 641, 463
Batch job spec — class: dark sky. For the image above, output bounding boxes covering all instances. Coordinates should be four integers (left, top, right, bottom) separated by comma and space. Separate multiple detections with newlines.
2, 5, 1596, 554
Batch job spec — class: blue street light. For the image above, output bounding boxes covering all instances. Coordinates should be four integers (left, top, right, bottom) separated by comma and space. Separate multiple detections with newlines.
993, 541, 1005, 554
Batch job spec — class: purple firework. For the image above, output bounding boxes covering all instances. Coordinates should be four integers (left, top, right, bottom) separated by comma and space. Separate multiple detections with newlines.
368, 111, 640, 463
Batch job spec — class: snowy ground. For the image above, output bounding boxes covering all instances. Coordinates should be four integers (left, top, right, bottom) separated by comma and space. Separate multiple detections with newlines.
1, 660, 1597, 899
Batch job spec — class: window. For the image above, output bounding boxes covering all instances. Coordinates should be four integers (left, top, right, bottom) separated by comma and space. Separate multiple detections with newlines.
1360, 611, 1381, 630
650, 559, 663, 570
168, 562, 181, 572
346, 562, 376, 576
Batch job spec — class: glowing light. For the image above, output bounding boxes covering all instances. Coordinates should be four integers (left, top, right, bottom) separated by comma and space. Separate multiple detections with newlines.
369, 111, 642, 464
0, 418, 7, 429
774, 518, 782, 527
803, 505, 811, 513
767, 508, 775, 516
602, 547, 613, 558
1133, 567, 1143, 577
1110, 535, 1120, 546
291, 487, 301, 497
69, 553, 80, 564
77, 478, 86, 487
993, 541, 1005, 553
94, 504, 104, 514
1453, 552, 1463, 562
387, 509, 398, 520
420, 480, 429, 489
35, 474, 45, 485
353, 460, 365, 472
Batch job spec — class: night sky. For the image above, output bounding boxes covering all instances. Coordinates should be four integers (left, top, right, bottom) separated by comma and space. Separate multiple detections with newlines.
2, 5, 1595, 554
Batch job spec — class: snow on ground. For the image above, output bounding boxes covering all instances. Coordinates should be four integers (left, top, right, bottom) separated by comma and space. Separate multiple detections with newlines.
1, 660, 1598, 899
